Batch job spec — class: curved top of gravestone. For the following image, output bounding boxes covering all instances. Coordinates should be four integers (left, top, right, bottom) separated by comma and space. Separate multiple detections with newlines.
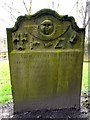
11, 9, 85, 32
7, 9, 85, 51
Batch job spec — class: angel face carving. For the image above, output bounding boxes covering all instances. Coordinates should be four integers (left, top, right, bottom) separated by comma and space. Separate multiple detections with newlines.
40, 20, 54, 35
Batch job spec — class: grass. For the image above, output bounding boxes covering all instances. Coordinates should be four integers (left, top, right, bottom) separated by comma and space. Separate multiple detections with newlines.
83, 51, 90, 91
82, 62, 89, 91
0, 60, 89, 104
0, 60, 12, 104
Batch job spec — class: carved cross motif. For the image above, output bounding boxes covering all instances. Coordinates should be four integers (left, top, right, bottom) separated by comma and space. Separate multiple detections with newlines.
13, 33, 27, 50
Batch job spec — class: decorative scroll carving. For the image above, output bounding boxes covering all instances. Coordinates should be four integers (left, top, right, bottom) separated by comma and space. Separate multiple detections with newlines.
29, 36, 40, 50
29, 24, 70, 41
13, 33, 27, 50
69, 34, 77, 44
44, 42, 53, 48
55, 38, 65, 49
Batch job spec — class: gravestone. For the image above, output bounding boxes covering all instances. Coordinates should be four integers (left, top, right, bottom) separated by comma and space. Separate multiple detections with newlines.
7, 9, 85, 113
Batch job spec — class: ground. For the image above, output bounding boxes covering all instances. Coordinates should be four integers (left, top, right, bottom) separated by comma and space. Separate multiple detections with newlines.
0, 91, 90, 119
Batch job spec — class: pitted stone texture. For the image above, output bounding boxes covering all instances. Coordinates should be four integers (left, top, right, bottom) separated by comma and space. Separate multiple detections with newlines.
7, 9, 85, 113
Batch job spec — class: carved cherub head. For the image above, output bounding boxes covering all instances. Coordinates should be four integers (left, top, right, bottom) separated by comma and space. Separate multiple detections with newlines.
40, 20, 54, 35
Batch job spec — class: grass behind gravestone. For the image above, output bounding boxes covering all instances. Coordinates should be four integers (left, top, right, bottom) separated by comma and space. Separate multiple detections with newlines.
0, 60, 89, 104
0, 60, 12, 104
82, 62, 89, 91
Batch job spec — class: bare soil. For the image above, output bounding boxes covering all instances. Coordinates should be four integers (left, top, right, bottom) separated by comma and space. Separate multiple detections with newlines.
0, 91, 90, 119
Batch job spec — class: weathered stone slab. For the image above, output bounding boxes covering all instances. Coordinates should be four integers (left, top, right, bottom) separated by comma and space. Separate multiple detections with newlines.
7, 9, 85, 113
